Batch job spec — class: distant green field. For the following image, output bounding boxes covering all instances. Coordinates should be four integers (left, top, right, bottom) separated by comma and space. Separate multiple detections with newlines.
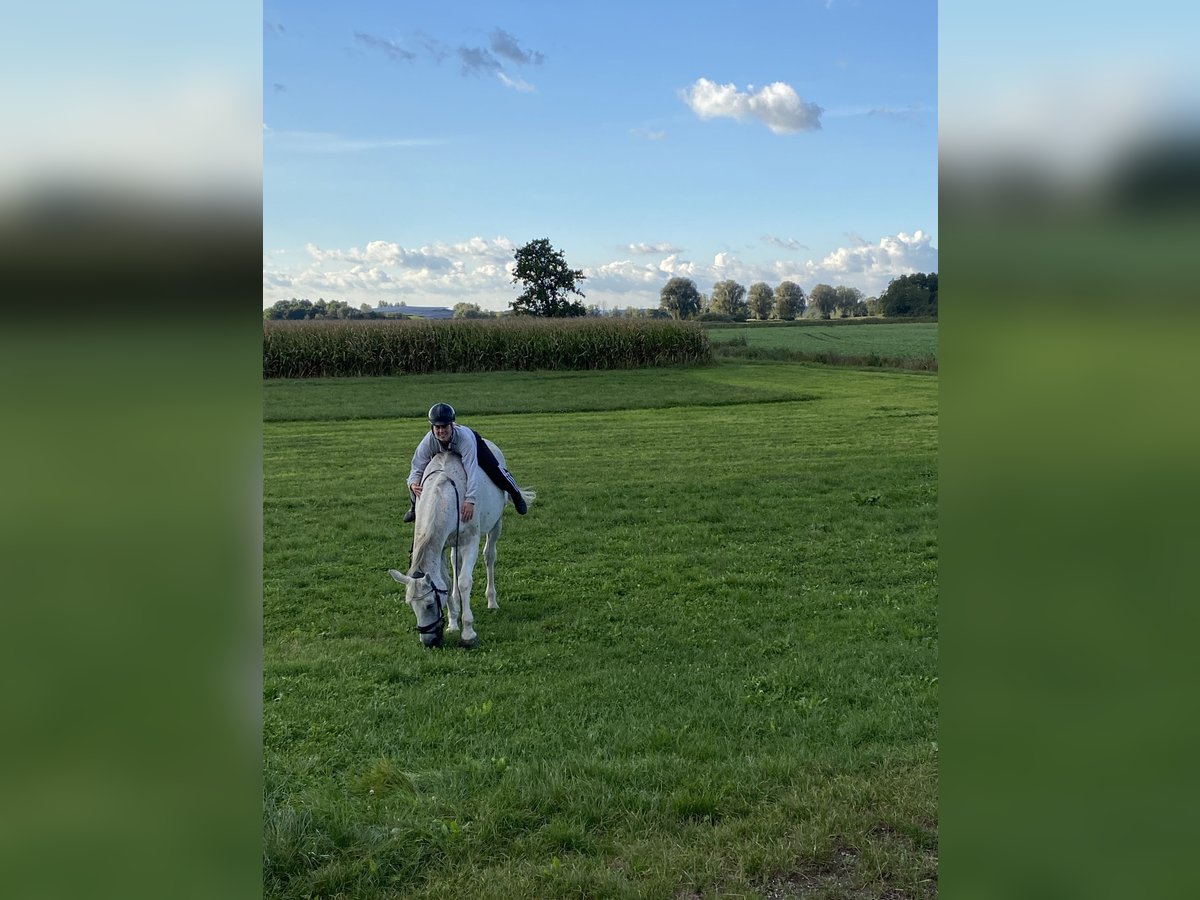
708, 322, 938, 362
263, 364, 824, 422
264, 360, 937, 898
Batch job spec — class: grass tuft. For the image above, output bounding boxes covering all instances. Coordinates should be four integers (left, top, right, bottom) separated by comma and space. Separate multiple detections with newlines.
352, 757, 418, 799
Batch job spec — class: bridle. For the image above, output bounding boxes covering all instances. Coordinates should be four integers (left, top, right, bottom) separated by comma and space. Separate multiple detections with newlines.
411, 571, 450, 637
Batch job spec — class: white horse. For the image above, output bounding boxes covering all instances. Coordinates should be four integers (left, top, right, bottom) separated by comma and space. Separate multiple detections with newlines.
388, 441, 533, 648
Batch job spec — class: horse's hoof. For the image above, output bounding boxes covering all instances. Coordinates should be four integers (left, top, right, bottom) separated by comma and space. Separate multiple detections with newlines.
460, 636, 479, 649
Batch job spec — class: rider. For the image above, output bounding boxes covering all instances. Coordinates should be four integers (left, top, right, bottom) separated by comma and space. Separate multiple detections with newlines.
403, 402, 529, 523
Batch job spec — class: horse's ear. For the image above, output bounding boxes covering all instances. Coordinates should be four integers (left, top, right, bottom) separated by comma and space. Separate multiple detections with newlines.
388, 569, 413, 585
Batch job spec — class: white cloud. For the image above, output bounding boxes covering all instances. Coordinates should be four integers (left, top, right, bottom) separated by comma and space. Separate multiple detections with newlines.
815, 229, 936, 280
762, 235, 809, 251
659, 254, 696, 277
265, 130, 448, 154
423, 236, 515, 259
265, 236, 523, 309
587, 259, 662, 286
681, 78, 823, 133
497, 71, 536, 93
627, 241, 682, 255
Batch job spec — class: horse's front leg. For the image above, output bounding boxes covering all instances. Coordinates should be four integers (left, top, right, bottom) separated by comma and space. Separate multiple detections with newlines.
445, 545, 461, 633
456, 540, 482, 646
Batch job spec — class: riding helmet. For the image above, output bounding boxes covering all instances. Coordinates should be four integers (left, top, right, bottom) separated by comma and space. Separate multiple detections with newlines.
428, 403, 456, 425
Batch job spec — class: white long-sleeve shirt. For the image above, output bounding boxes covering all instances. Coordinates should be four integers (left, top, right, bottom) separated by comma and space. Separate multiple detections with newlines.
407, 424, 479, 504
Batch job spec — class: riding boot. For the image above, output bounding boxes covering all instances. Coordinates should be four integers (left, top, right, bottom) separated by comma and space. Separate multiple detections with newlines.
402, 496, 416, 523
511, 490, 528, 515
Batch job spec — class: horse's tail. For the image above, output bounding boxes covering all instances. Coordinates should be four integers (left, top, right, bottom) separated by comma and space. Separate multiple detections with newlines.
515, 488, 536, 509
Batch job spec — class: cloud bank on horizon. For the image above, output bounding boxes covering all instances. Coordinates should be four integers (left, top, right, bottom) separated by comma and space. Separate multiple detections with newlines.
263, 230, 936, 311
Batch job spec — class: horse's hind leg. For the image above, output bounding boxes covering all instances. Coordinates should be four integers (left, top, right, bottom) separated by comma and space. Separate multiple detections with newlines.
485, 520, 502, 609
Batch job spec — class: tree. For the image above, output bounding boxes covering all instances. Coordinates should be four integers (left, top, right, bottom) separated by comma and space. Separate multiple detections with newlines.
833, 285, 864, 317
659, 277, 702, 320
709, 280, 747, 318
263, 298, 384, 320
773, 281, 805, 320
878, 272, 937, 318
509, 238, 587, 316
747, 282, 774, 319
452, 302, 491, 319
809, 283, 838, 319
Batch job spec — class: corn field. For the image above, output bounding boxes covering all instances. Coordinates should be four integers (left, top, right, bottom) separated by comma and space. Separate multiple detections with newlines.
262, 317, 713, 378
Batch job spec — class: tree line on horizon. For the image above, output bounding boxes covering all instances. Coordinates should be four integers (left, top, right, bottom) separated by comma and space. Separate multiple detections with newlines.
264, 238, 936, 322
657, 272, 937, 321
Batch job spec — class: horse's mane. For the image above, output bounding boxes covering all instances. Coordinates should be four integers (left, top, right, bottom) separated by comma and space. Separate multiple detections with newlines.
423, 451, 463, 480
411, 454, 464, 564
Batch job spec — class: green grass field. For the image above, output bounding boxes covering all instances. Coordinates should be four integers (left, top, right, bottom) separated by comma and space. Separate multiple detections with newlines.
707, 322, 938, 363
264, 360, 938, 898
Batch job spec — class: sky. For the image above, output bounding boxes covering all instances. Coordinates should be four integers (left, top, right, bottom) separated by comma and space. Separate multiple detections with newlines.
3, 2, 1196, 316
939, 1, 1200, 193
263, 0, 938, 312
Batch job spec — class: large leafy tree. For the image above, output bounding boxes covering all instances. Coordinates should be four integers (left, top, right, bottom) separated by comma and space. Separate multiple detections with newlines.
879, 272, 938, 318
773, 281, 805, 319
452, 302, 492, 319
509, 238, 587, 316
659, 277, 702, 320
808, 283, 838, 319
709, 280, 747, 317
747, 282, 774, 319
834, 285, 864, 317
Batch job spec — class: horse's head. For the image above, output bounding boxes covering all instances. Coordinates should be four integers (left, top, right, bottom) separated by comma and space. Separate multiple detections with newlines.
388, 568, 447, 647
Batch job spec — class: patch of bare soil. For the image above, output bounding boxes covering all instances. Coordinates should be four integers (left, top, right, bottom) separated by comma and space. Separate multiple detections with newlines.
759, 821, 938, 900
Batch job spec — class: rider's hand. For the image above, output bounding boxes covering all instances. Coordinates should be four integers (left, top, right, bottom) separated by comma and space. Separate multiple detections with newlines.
460, 501, 475, 522
412, 483, 423, 499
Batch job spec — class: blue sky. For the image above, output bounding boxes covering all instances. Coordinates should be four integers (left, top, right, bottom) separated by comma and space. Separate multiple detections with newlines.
264, 0, 938, 311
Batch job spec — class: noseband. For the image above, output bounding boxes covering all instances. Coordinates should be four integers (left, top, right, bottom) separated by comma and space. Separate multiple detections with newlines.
414, 580, 449, 636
